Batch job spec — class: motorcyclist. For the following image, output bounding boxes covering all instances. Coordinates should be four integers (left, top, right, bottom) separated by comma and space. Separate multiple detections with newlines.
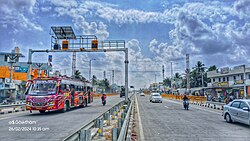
183, 94, 189, 101
101, 94, 107, 106
183, 94, 189, 110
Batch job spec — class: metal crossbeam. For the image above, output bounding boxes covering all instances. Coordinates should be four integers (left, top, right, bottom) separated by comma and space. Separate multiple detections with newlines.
27, 47, 129, 102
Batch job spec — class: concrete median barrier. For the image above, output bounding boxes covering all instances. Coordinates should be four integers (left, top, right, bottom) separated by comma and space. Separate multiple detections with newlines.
93, 93, 119, 98
162, 94, 225, 111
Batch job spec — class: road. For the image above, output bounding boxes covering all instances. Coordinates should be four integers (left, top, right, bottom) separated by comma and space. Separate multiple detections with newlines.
137, 95, 250, 141
0, 95, 126, 141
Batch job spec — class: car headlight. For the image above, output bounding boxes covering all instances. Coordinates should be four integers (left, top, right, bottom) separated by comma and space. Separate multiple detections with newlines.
47, 101, 55, 106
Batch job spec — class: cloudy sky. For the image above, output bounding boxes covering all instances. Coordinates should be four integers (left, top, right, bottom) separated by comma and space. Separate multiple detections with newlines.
0, 0, 250, 88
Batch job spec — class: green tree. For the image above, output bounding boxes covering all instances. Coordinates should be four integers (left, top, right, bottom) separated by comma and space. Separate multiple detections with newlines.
74, 70, 86, 82
191, 61, 207, 87
193, 61, 206, 73
163, 77, 171, 87
74, 70, 81, 79
173, 72, 182, 89
99, 78, 110, 92
181, 68, 190, 88
92, 75, 98, 85
174, 72, 181, 80
207, 65, 217, 71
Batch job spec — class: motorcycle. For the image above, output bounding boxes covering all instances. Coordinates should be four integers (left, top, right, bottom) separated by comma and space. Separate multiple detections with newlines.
183, 100, 189, 110
102, 99, 106, 106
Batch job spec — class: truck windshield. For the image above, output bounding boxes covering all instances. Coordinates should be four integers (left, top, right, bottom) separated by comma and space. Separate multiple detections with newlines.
29, 80, 57, 95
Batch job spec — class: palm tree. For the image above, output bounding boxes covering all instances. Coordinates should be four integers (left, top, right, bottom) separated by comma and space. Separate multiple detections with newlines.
190, 70, 199, 87
191, 61, 207, 87
74, 70, 81, 79
193, 61, 206, 73
174, 72, 181, 80
172, 72, 182, 89
163, 77, 171, 87
74, 70, 86, 82
99, 78, 110, 92
181, 68, 190, 88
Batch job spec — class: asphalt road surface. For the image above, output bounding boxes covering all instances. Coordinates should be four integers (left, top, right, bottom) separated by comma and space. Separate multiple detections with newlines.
137, 95, 250, 141
0, 95, 126, 141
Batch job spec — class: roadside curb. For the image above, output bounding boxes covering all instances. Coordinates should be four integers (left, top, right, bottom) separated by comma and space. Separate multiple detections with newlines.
163, 98, 225, 111
190, 102, 224, 111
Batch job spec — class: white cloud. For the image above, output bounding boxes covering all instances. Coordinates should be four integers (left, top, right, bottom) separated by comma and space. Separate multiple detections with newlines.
49, 0, 77, 8
41, 6, 52, 12
52, 5, 109, 41
149, 39, 183, 61
234, 0, 250, 18
73, 16, 109, 41
0, 0, 43, 32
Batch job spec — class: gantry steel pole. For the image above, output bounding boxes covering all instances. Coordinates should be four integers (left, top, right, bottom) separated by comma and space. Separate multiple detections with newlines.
27, 49, 33, 80
124, 48, 129, 102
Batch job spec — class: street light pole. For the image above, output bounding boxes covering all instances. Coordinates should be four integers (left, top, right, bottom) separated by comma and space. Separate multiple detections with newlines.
201, 71, 204, 96
155, 74, 157, 83
170, 62, 173, 94
243, 65, 247, 98
89, 59, 96, 82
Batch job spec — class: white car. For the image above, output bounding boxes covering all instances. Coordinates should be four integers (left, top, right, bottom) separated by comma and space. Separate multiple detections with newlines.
149, 93, 162, 103
139, 93, 145, 96
223, 99, 250, 125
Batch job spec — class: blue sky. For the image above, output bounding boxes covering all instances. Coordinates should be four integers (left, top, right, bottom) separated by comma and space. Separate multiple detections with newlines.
0, 0, 250, 88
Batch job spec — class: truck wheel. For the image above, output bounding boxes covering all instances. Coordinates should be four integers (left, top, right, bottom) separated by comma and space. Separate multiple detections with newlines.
66, 101, 71, 111
79, 98, 84, 108
84, 99, 88, 107
61, 102, 67, 112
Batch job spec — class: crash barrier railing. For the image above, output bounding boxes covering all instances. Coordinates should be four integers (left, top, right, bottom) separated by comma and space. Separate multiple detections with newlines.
64, 94, 134, 141
0, 103, 26, 113
124, 95, 137, 141
117, 96, 133, 141
161, 94, 207, 103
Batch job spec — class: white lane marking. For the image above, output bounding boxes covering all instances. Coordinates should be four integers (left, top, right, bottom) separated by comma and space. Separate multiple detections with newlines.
164, 106, 169, 108
135, 95, 145, 140
163, 99, 222, 115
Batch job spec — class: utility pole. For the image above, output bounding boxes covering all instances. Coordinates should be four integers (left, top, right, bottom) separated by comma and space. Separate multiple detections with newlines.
112, 70, 114, 85
186, 54, 190, 94
201, 71, 204, 95
155, 74, 157, 83
162, 65, 165, 81
72, 52, 76, 77
103, 71, 106, 79
243, 65, 247, 98
170, 62, 173, 94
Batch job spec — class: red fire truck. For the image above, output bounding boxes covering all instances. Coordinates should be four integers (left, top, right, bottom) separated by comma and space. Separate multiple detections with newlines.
25, 76, 93, 113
